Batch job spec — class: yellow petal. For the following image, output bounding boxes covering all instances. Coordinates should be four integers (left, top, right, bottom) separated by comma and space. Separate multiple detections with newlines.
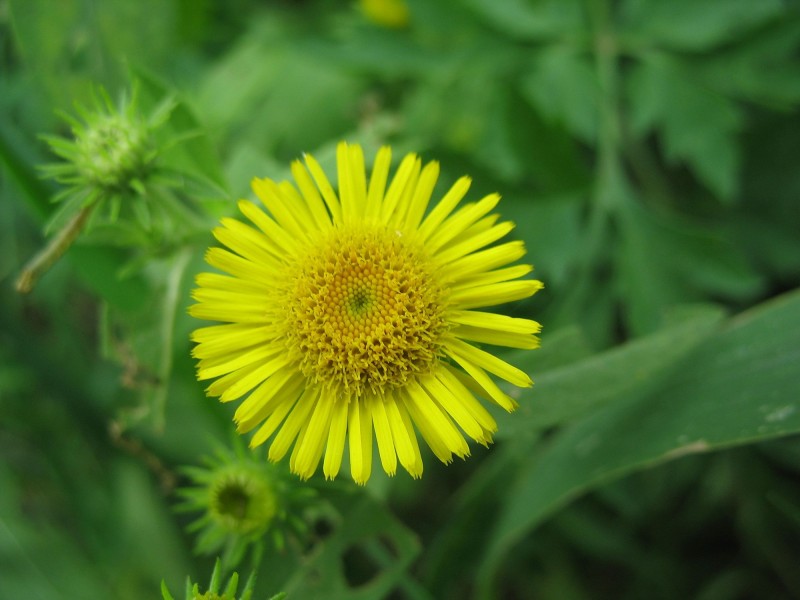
371, 397, 397, 476
323, 397, 349, 479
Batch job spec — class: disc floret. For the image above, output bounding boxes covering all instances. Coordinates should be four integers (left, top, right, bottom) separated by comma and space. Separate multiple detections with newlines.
282, 225, 447, 399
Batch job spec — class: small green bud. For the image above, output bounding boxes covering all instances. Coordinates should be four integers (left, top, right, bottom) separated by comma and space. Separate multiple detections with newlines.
177, 442, 316, 568
208, 464, 278, 536
16, 81, 205, 293
160, 558, 262, 600
74, 112, 154, 194
39, 84, 167, 210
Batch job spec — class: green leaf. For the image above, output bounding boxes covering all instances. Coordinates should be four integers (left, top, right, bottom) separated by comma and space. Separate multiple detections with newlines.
319, 26, 441, 77
620, 0, 785, 52
468, 83, 527, 183
69, 245, 150, 311
160, 580, 176, 600
503, 192, 584, 291
0, 117, 55, 219
197, 20, 364, 156
8, 0, 177, 107
615, 201, 685, 335
627, 55, 743, 200
497, 305, 725, 437
520, 47, 599, 143
615, 201, 763, 334
134, 69, 229, 194
405, 57, 522, 180
460, 0, 583, 41
0, 467, 114, 598
480, 289, 800, 590
739, 111, 800, 280
695, 19, 800, 108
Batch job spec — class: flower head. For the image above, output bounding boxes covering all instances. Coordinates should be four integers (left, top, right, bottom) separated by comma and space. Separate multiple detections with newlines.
161, 558, 286, 600
39, 85, 172, 226
190, 142, 542, 484
178, 444, 314, 564
358, 0, 410, 29
16, 84, 187, 293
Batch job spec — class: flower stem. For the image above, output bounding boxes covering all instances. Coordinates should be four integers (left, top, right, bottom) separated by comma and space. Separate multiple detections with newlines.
15, 202, 96, 293
152, 246, 193, 432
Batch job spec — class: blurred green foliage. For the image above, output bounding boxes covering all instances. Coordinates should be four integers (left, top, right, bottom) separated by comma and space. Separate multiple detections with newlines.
1, 0, 800, 598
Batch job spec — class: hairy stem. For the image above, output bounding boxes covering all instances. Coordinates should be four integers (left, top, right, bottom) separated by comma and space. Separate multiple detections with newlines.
16, 202, 96, 293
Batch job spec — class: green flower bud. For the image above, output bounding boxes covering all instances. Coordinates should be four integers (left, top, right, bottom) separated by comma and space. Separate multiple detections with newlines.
208, 464, 278, 536
160, 558, 283, 600
177, 442, 316, 568
16, 80, 214, 293
74, 112, 154, 194
39, 85, 167, 210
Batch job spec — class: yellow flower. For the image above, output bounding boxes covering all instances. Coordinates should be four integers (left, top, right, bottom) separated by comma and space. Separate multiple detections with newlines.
358, 0, 410, 29
190, 142, 542, 484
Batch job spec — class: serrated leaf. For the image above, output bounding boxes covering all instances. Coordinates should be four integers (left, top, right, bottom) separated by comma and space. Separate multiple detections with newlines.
520, 47, 598, 143
616, 201, 684, 335
627, 56, 743, 200
620, 0, 785, 52
615, 201, 763, 334
695, 19, 800, 108
460, 0, 583, 40
469, 85, 527, 182
501, 91, 589, 192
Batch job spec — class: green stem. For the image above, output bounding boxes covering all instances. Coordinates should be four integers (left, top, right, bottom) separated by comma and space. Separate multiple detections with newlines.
624, 134, 674, 214
591, 0, 623, 210
152, 246, 193, 431
16, 202, 96, 293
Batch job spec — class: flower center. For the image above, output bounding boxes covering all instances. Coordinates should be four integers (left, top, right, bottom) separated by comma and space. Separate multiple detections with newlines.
282, 226, 447, 399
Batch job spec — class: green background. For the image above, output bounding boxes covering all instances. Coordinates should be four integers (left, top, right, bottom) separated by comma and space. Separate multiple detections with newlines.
1, 0, 800, 598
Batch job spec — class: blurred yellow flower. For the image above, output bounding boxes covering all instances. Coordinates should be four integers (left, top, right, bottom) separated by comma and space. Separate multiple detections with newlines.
359, 0, 410, 29
190, 142, 542, 484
